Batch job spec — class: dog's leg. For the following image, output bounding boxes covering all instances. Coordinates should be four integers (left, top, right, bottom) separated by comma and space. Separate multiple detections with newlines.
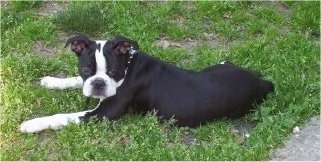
20, 110, 91, 133
81, 96, 129, 122
20, 94, 131, 133
40, 76, 83, 89
20, 98, 101, 133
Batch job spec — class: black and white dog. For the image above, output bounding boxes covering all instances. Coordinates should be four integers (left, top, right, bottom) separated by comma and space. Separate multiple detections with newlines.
20, 35, 274, 133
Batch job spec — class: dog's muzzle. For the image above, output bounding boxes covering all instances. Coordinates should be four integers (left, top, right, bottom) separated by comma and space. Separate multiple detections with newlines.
83, 73, 123, 101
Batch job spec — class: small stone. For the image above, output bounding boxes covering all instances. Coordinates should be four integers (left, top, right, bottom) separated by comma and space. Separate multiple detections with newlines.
292, 126, 300, 134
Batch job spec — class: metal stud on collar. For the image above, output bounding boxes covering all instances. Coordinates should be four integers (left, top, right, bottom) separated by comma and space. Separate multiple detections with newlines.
125, 46, 137, 71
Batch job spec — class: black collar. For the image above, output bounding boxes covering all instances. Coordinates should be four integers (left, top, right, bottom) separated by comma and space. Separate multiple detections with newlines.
125, 46, 137, 73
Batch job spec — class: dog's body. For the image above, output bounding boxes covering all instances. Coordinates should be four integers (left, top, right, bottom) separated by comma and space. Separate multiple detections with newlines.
20, 35, 274, 133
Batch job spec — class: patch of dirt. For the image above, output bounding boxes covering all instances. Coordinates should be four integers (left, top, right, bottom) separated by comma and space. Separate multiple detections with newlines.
203, 32, 231, 49
181, 131, 197, 146
32, 32, 74, 58
164, 127, 197, 147
155, 39, 181, 48
268, 1, 291, 17
120, 135, 131, 147
0, 1, 10, 9
56, 32, 76, 49
57, 32, 72, 43
268, 1, 292, 36
36, 1, 67, 17
33, 1, 74, 58
154, 38, 198, 52
154, 32, 232, 52
171, 16, 185, 27
32, 41, 60, 58
181, 1, 196, 11
231, 119, 256, 145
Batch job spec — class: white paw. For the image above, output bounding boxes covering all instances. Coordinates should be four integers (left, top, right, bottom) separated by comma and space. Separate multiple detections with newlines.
20, 117, 52, 133
20, 115, 68, 133
20, 111, 89, 133
40, 76, 83, 89
40, 76, 62, 89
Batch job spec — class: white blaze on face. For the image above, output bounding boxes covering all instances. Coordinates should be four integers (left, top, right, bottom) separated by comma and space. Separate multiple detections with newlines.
82, 41, 125, 100
95, 41, 107, 74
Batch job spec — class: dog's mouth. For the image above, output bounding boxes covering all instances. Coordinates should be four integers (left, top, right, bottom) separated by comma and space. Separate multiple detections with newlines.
90, 90, 108, 100
84, 87, 108, 101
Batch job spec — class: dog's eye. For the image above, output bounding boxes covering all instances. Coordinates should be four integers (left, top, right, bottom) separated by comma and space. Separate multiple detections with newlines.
108, 69, 117, 77
82, 67, 91, 75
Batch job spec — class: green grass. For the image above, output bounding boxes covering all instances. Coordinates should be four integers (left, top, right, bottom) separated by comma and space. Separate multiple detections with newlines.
1, 1, 320, 160
53, 2, 110, 36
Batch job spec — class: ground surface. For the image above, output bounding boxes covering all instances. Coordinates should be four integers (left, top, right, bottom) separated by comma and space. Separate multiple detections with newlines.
270, 116, 320, 161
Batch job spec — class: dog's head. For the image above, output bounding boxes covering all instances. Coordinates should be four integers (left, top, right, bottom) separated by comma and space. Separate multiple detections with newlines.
103, 35, 139, 78
65, 35, 139, 100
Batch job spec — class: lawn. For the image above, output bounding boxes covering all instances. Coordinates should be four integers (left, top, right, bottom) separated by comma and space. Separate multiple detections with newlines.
0, 1, 319, 160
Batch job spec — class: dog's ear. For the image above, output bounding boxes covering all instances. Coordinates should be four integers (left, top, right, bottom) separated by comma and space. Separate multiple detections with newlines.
112, 36, 139, 55
65, 35, 94, 55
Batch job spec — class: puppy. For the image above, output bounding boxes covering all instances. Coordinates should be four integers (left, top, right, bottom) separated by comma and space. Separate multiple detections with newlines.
20, 35, 274, 133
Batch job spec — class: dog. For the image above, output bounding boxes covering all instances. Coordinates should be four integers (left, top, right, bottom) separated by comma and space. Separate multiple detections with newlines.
20, 35, 274, 133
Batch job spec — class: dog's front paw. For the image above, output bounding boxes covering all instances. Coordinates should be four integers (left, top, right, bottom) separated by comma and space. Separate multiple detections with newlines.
20, 112, 87, 133
40, 76, 83, 89
40, 76, 62, 89
20, 117, 50, 133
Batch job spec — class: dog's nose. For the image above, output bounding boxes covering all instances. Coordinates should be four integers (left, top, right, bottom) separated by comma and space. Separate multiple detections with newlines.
91, 79, 106, 89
